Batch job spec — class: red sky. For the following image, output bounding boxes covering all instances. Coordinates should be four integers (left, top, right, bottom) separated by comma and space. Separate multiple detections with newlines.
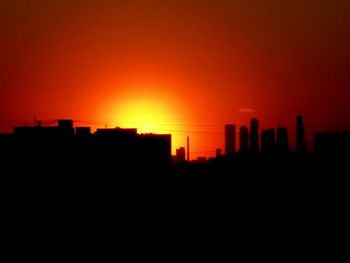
1, 0, 350, 158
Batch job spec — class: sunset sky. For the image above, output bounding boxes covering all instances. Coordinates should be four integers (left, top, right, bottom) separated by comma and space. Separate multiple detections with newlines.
1, 0, 350, 158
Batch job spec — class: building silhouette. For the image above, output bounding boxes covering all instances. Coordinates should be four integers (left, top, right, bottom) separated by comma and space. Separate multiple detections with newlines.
216, 148, 222, 157
314, 131, 350, 158
194, 156, 207, 164
276, 127, 289, 153
225, 124, 236, 155
296, 115, 307, 153
261, 129, 275, 153
4, 120, 172, 170
240, 126, 249, 152
58, 119, 74, 136
250, 118, 259, 152
176, 147, 186, 162
75, 127, 91, 138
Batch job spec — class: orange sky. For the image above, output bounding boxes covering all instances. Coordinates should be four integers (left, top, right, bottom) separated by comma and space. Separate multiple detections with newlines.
1, 0, 350, 158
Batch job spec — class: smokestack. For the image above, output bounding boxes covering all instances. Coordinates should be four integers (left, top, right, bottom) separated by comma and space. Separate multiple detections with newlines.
187, 136, 190, 161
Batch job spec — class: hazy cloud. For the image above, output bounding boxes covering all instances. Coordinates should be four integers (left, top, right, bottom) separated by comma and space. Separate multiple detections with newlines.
238, 108, 255, 113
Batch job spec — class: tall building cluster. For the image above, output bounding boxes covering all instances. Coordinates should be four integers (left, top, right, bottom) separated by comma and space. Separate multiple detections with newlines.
224, 116, 306, 155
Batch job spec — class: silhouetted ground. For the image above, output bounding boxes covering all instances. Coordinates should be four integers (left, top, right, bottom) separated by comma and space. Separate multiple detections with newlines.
1, 150, 348, 260
2, 150, 348, 195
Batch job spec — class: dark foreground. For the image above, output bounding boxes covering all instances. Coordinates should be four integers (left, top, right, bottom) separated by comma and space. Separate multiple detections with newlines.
1, 151, 348, 260
1, 153, 350, 201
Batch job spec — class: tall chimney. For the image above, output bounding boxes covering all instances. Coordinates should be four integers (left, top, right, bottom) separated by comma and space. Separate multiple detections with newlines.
187, 136, 190, 161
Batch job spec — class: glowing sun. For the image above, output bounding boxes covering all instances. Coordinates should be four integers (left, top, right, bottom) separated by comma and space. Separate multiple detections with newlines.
105, 85, 187, 155
116, 99, 175, 134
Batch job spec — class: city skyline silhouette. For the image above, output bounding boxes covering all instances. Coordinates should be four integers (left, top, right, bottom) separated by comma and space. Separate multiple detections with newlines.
2, 2, 350, 255
1, 0, 350, 176
1, 1, 350, 160
1, 115, 349, 168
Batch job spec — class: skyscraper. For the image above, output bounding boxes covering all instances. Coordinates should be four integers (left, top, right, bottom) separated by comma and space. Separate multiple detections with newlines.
297, 115, 307, 153
240, 126, 249, 152
225, 124, 236, 155
261, 129, 275, 153
250, 118, 259, 152
277, 127, 289, 153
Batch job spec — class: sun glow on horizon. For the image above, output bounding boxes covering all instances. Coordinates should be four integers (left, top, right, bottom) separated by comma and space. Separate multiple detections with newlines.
111, 97, 185, 155
117, 100, 173, 133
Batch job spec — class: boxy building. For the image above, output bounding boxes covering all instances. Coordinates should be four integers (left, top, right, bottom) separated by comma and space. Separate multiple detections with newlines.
1, 120, 172, 172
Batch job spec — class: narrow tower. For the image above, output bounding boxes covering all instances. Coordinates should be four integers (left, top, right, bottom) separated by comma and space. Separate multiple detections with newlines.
187, 136, 190, 161
277, 127, 289, 153
225, 124, 236, 155
250, 118, 259, 152
296, 115, 307, 153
